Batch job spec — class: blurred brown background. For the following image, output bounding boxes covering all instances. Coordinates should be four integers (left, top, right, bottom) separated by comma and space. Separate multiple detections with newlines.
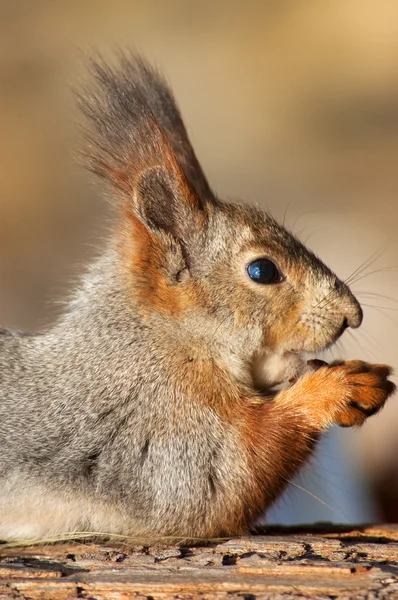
1, 0, 397, 523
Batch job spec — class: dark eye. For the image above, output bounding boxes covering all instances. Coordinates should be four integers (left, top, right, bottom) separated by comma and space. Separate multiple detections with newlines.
247, 258, 282, 284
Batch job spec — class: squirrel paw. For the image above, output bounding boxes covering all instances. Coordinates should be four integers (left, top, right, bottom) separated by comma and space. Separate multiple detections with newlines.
282, 359, 396, 430
330, 360, 396, 427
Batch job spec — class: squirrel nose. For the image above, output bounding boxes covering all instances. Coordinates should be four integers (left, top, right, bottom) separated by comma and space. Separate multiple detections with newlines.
334, 278, 363, 329
344, 295, 363, 329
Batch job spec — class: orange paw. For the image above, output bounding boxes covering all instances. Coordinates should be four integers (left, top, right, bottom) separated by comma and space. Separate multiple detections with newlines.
329, 360, 396, 427
279, 360, 396, 430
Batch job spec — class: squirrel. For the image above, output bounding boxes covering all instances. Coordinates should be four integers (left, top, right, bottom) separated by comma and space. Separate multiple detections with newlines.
0, 54, 395, 541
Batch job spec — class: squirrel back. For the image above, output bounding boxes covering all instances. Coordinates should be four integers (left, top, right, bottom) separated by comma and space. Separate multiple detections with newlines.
0, 54, 394, 541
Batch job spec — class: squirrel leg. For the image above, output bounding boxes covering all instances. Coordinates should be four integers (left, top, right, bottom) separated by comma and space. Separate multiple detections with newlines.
236, 360, 395, 522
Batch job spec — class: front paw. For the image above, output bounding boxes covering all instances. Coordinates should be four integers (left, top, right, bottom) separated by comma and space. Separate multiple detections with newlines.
330, 360, 396, 427
281, 359, 396, 430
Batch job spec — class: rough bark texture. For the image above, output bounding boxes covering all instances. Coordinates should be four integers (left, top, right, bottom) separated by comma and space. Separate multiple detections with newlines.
1, 525, 398, 599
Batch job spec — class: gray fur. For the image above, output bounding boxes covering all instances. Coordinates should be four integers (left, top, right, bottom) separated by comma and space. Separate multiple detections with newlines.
0, 55, 387, 541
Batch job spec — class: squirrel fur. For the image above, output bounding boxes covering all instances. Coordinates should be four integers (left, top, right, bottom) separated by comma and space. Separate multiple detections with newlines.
0, 55, 395, 541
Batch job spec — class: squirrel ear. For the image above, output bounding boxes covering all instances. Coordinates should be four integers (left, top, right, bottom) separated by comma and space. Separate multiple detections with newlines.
135, 164, 203, 242
79, 55, 211, 242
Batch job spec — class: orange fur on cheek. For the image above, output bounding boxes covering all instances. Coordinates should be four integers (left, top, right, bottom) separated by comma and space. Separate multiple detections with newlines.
120, 210, 197, 318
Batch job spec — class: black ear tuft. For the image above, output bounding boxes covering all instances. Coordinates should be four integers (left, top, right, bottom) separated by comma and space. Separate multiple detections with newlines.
118, 54, 213, 201
78, 53, 214, 221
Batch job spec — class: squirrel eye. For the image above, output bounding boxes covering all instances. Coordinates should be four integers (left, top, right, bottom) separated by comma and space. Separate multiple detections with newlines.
247, 258, 282, 284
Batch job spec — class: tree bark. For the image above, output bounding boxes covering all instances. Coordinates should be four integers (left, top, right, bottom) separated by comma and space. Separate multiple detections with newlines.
1, 524, 398, 599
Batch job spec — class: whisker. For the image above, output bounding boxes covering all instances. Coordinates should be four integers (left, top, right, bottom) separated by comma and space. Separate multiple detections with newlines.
282, 478, 349, 523
316, 290, 342, 311
344, 330, 379, 361
316, 266, 397, 313
354, 291, 398, 304
282, 199, 293, 227
333, 339, 345, 359
301, 463, 356, 507
304, 458, 365, 520
301, 228, 326, 245
344, 241, 389, 285
354, 328, 383, 352
362, 305, 398, 327
349, 266, 398, 286
314, 242, 392, 312
329, 344, 337, 361
361, 302, 398, 312
313, 323, 316, 355
314, 288, 338, 310
290, 210, 319, 233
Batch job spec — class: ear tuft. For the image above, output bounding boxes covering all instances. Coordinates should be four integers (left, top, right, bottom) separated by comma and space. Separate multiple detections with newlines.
78, 53, 212, 243
118, 54, 213, 201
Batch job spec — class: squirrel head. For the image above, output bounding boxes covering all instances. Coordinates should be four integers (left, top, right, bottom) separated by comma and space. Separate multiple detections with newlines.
80, 55, 362, 387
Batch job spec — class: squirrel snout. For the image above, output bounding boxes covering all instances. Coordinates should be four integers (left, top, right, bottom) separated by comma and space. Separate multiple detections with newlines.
345, 306, 363, 329
332, 278, 363, 330
342, 293, 363, 330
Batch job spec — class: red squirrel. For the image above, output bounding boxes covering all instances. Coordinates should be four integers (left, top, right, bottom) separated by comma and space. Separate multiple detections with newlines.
0, 55, 394, 541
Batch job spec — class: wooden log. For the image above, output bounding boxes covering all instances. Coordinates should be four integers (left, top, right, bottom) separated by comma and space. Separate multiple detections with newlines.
1, 524, 398, 599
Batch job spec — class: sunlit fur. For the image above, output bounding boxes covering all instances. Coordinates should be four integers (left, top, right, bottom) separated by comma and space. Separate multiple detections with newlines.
0, 55, 394, 541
